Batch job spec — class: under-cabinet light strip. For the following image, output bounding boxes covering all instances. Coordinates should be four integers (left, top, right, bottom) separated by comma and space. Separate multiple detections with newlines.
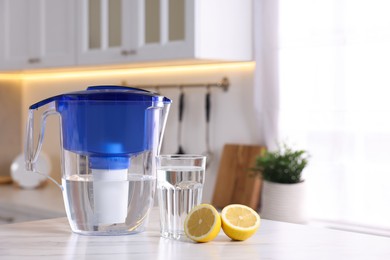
0, 62, 255, 81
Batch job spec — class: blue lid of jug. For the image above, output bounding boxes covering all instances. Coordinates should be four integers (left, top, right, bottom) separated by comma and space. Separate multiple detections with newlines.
30, 85, 170, 109
28, 86, 171, 170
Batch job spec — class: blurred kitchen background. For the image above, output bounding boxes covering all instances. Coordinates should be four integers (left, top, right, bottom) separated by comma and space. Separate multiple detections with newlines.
1, 0, 390, 236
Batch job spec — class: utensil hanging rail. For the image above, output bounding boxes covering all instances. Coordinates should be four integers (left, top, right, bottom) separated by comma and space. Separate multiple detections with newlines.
121, 77, 229, 92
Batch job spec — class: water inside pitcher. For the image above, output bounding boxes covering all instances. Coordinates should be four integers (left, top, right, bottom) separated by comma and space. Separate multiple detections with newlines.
25, 86, 171, 235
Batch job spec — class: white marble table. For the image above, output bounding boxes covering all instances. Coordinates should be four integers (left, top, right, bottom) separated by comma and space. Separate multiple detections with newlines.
0, 208, 389, 260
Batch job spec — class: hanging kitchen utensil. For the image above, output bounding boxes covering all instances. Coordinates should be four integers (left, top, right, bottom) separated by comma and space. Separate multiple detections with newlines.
203, 86, 213, 167
176, 87, 185, 154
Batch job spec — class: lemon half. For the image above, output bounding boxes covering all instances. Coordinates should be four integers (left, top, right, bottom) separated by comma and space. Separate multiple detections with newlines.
184, 204, 221, 242
221, 204, 261, 241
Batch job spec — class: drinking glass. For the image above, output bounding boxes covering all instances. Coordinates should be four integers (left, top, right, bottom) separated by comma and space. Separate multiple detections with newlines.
156, 155, 206, 240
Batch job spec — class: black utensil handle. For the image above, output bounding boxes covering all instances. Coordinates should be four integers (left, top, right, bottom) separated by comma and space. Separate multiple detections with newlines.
206, 91, 211, 123
179, 90, 184, 122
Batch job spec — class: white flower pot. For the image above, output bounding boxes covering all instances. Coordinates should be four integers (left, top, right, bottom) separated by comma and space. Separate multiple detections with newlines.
260, 180, 308, 224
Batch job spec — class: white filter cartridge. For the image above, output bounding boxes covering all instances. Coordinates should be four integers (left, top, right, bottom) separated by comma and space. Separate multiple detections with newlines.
93, 169, 128, 225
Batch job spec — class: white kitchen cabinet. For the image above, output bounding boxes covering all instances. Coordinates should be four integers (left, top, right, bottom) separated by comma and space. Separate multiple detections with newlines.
0, 0, 76, 70
77, 0, 252, 66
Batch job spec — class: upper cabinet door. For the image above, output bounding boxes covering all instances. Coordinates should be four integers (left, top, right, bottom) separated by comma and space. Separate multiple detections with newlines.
0, 0, 30, 70
36, 0, 76, 68
133, 0, 194, 61
0, 0, 75, 71
77, 0, 131, 65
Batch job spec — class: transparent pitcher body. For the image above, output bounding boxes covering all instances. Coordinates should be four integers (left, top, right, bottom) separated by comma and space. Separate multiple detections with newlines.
25, 87, 171, 235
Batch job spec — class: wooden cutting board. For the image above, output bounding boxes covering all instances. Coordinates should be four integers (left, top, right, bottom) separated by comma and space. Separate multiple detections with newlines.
212, 144, 265, 211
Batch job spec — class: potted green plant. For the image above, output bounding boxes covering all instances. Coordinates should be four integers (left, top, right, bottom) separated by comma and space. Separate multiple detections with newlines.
252, 143, 310, 224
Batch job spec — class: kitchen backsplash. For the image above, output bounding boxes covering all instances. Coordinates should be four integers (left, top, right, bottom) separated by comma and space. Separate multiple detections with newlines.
0, 80, 22, 181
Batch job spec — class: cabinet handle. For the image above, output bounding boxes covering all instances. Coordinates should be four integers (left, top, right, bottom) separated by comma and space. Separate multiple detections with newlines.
28, 58, 41, 64
121, 50, 137, 56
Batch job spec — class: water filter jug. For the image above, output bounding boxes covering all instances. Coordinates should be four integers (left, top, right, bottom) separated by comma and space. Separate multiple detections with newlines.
25, 86, 171, 235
